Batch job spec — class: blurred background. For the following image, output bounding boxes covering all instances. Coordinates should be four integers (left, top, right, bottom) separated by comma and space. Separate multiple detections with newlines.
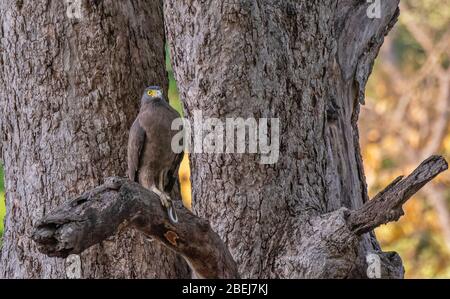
361, 0, 450, 278
0, 0, 449, 278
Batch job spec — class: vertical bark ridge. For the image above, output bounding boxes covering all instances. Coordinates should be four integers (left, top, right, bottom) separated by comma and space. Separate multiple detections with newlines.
0, 0, 189, 278
165, 0, 404, 278
166, 0, 340, 278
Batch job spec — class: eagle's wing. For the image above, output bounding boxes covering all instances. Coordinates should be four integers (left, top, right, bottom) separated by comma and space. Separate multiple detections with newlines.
164, 151, 184, 193
157, 99, 184, 193
127, 119, 146, 182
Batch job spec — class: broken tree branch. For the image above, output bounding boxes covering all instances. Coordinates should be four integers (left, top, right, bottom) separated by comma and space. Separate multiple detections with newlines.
30, 156, 448, 278
31, 177, 239, 279
348, 155, 448, 235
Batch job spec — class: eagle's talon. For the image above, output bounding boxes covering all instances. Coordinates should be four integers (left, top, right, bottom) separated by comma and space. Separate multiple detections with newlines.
167, 206, 178, 224
159, 193, 170, 209
127, 86, 183, 226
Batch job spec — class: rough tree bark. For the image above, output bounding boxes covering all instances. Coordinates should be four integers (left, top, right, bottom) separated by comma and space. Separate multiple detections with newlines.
30, 156, 447, 278
31, 177, 239, 279
0, 0, 189, 278
162, 0, 440, 278
3, 0, 448, 279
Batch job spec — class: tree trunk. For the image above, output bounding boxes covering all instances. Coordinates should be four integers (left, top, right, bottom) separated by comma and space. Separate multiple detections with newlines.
0, 0, 189, 278
2, 0, 447, 279
164, 0, 405, 278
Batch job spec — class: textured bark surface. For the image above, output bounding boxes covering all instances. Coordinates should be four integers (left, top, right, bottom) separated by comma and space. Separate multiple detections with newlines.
2, 0, 447, 279
30, 155, 446, 279
349, 156, 448, 235
0, 0, 189, 278
31, 177, 239, 279
164, 0, 408, 278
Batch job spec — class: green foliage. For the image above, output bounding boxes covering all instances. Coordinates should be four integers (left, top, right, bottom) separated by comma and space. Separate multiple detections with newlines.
166, 46, 183, 116
0, 193, 4, 243
0, 165, 3, 193
393, 24, 427, 72
168, 71, 183, 115
366, 0, 450, 278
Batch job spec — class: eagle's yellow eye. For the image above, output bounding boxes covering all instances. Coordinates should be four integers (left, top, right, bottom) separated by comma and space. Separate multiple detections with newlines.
147, 90, 157, 97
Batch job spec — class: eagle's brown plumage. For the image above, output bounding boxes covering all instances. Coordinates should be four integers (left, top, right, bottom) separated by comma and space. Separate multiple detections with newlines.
127, 86, 183, 223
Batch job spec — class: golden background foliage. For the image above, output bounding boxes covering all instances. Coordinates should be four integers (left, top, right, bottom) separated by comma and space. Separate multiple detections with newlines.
0, 0, 449, 278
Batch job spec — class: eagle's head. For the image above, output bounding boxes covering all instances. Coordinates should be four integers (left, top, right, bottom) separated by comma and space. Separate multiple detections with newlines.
141, 86, 163, 104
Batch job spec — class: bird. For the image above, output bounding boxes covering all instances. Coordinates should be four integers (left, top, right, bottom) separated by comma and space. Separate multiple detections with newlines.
127, 86, 184, 224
